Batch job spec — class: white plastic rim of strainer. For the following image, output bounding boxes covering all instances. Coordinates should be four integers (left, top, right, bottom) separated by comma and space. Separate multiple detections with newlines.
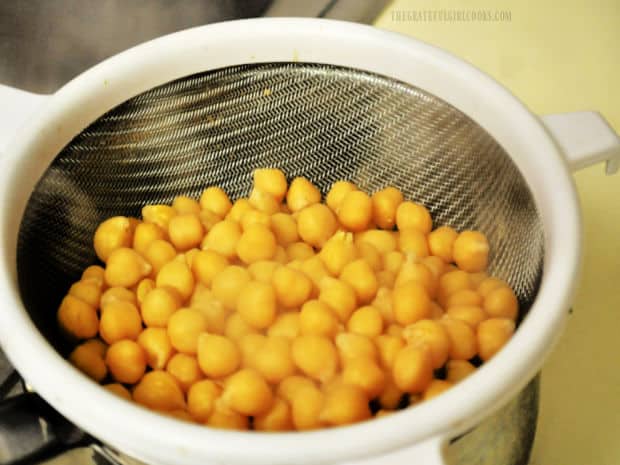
0, 18, 619, 465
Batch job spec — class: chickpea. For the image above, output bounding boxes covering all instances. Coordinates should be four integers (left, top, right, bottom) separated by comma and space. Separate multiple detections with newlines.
299, 300, 339, 337
192, 290, 229, 335
277, 375, 316, 403
422, 256, 447, 279
133, 370, 185, 411
392, 281, 431, 326
347, 306, 383, 338
105, 248, 152, 288
297, 203, 338, 248
171, 195, 200, 215
453, 231, 489, 273
253, 168, 288, 202
372, 287, 394, 324
285, 242, 315, 261
427, 226, 458, 263
248, 260, 279, 284
137, 327, 174, 370
224, 313, 255, 342
221, 369, 273, 416
398, 229, 429, 258
437, 270, 472, 308
99, 300, 142, 344
81, 265, 105, 287
249, 188, 280, 215
267, 313, 301, 340
477, 277, 508, 297
198, 209, 221, 231
379, 377, 404, 409
68, 280, 101, 308
286, 177, 321, 212
320, 384, 371, 426
167, 308, 208, 354
446, 289, 483, 308
134, 278, 156, 306
292, 335, 338, 382
340, 259, 378, 304
211, 265, 251, 310
446, 360, 476, 383
291, 384, 325, 431
237, 281, 277, 329
141, 287, 181, 327
168, 213, 204, 251
271, 213, 299, 246
207, 406, 249, 430
104, 383, 132, 401
423, 379, 453, 401
477, 318, 515, 361
143, 239, 177, 276
440, 318, 477, 361
197, 333, 240, 378
396, 201, 432, 234
202, 220, 242, 259
301, 256, 329, 293
131, 223, 165, 258
335, 332, 378, 365
469, 272, 488, 289
236, 224, 277, 264
483, 286, 519, 320
274, 246, 288, 264
100, 286, 136, 309
326, 180, 357, 212
386, 324, 403, 338
105, 340, 146, 384
166, 353, 204, 391
375, 334, 405, 370
191, 250, 229, 287
392, 345, 434, 393
80, 338, 107, 357
69, 343, 107, 381
319, 231, 358, 276
372, 187, 403, 230
446, 305, 487, 329
341, 357, 386, 398
199, 187, 232, 217
226, 198, 252, 223
239, 333, 266, 369
383, 251, 405, 274
356, 229, 397, 254
93, 216, 133, 262
376, 270, 396, 289
357, 242, 382, 272
254, 336, 297, 384
254, 397, 293, 431
187, 380, 221, 422
142, 205, 176, 230
166, 410, 194, 423
318, 277, 357, 323
156, 260, 195, 302
241, 208, 272, 231
337, 190, 373, 232
402, 319, 450, 369
395, 261, 437, 297
272, 266, 313, 309
430, 301, 445, 320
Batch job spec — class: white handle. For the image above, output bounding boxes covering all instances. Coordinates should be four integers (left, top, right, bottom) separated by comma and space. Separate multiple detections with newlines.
540, 111, 620, 174
0, 84, 49, 153
341, 436, 448, 465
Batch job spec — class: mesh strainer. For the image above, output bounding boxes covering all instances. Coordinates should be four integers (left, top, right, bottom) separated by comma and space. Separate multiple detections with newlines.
1, 18, 616, 465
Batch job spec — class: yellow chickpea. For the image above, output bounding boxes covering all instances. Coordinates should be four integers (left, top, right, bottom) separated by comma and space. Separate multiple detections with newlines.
402, 319, 451, 369
198, 209, 221, 231
187, 379, 221, 422
437, 270, 473, 307
134, 278, 156, 306
156, 260, 195, 302
249, 188, 280, 215
341, 357, 386, 398
207, 406, 249, 430
239, 333, 266, 369
167, 308, 209, 354
477, 318, 515, 361
395, 260, 437, 297
347, 306, 383, 338
396, 201, 433, 234
246, 260, 278, 285
453, 230, 489, 273
254, 336, 297, 384
371, 187, 404, 230
291, 384, 325, 431
286, 177, 322, 212
80, 338, 107, 357
441, 318, 477, 360
477, 277, 508, 297
285, 242, 315, 261
446, 360, 477, 383
69, 343, 107, 381
104, 247, 152, 288
427, 226, 458, 263
221, 369, 274, 416
337, 190, 373, 232
137, 327, 174, 370
143, 239, 177, 276
191, 250, 229, 287
292, 335, 338, 382
398, 229, 429, 258
199, 187, 232, 217
93, 216, 133, 262
299, 300, 339, 337
277, 375, 316, 403
142, 205, 176, 230
446, 289, 483, 308
68, 280, 101, 308
267, 313, 301, 340
340, 259, 378, 304
224, 313, 255, 342
236, 224, 277, 264
105, 340, 147, 384
166, 353, 204, 391
254, 397, 293, 431
422, 256, 447, 279
197, 333, 241, 378
300, 256, 329, 293
392, 345, 433, 393
192, 291, 229, 335
320, 383, 371, 426
483, 286, 519, 320
104, 383, 132, 401
297, 203, 338, 248
201, 220, 242, 259
383, 250, 405, 274
319, 231, 357, 276
240, 208, 272, 231
211, 265, 251, 310
270, 213, 299, 246
335, 332, 379, 365
386, 324, 403, 338
132, 223, 166, 257
392, 281, 431, 326
141, 287, 181, 327
132, 370, 186, 411
272, 265, 313, 309
100, 286, 136, 309
446, 305, 488, 329
379, 377, 404, 410
318, 277, 358, 322
237, 280, 277, 329
171, 195, 201, 215
356, 229, 397, 254
168, 213, 204, 251
371, 287, 394, 324
357, 242, 382, 272
423, 379, 453, 401
253, 168, 288, 202
99, 300, 142, 344
226, 198, 252, 223
81, 265, 106, 286
375, 334, 405, 370
376, 270, 396, 289
326, 180, 357, 212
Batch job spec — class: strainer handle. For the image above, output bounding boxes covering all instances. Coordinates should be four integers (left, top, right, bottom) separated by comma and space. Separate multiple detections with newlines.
0, 84, 48, 153
341, 436, 448, 465
540, 111, 620, 175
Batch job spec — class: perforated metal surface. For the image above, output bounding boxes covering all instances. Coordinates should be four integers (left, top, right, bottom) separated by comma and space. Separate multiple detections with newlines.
16, 62, 544, 348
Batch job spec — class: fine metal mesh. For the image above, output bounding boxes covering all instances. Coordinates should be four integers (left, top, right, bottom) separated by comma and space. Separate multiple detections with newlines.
16, 63, 544, 349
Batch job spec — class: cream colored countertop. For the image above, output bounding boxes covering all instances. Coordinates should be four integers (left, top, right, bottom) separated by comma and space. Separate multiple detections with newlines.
374, 1, 620, 464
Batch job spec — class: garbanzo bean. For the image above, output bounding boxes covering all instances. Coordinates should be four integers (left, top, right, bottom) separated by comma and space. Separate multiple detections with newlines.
477, 277, 508, 297
100, 286, 136, 309
396, 201, 432, 234
300, 256, 329, 293
337, 190, 373, 232
143, 239, 177, 276
141, 287, 181, 327
81, 265, 105, 287
200, 187, 232, 217
477, 318, 515, 361
239, 333, 266, 369
326, 180, 357, 212
483, 286, 519, 320
167, 308, 209, 354
423, 380, 453, 400
68, 280, 101, 309
446, 289, 483, 308
446, 305, 488, 329
105, 247, 152, 288
104, 383, 132, 401
93, 216, 133, 262
285, 242, 315, 261
202, 220, 242, 259
379, 377, 404, 409
172, 195, 201, 215
340, 259, 378, 304
69, 343, 107, 381
286, 177, 322, 212
402, 319, 450, 369
319, 231, 357, 276
133, 223, 166, 256
253, 168, 288, 202
267, 313, 301, 340
197, 333, 241, 378
320, 384, 371, 426
187, 379, 221, 422
271, 213, 299, 246
427, 226, 458, 263
357, 242, 382, 272
437, 270, 472, 307
299, 300, 339, 337
291, 384, 324, 431
222, 368, 273, 416
440, 318, 477, 361
446, 360, 476, 383
395, 261, 437, 297
341, 357, 386, 398
142, 205, 176, 230
392, 345, 433, 393
134, 278, 156, 306
249, 188, 280, 215
347, 306, 383, 338
398, 229, 429, 258
137, 327, 174, 370
375, 334, 405, 370
133, 370, 185, 411
166, 353, 204, 391
254, 397, 294, 431
372, 287, 394, 325
156, 260, 195, 302
297, 204, 338, 248
191, 250, 229, 287
318, 277, 358, 322
453, 230, 489, 273
168, 213, 204, 251
198, 209, 221, 231
392, 281, 431, 326
226, 198, 253, 223
211, 265, 251, 310
254, 336, 296, 384
237, 281, 277, 329
236, 224, 277, 264
207, 406, 249, 430
224, 313, 255, 342
292, 335, 338, 382
383, 250, 405, 274
372, 187, 403, 230
422, 256, 446, 279
335, 333, 378, 365
356, 229, 397, 254
272, 265, 313, 309
99, 300, 142, 344
240, 208, 271, 231
106, 340, 146, 384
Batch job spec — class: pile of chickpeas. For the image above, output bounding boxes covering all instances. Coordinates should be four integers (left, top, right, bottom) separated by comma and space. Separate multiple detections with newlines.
58, 168, 518, 431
